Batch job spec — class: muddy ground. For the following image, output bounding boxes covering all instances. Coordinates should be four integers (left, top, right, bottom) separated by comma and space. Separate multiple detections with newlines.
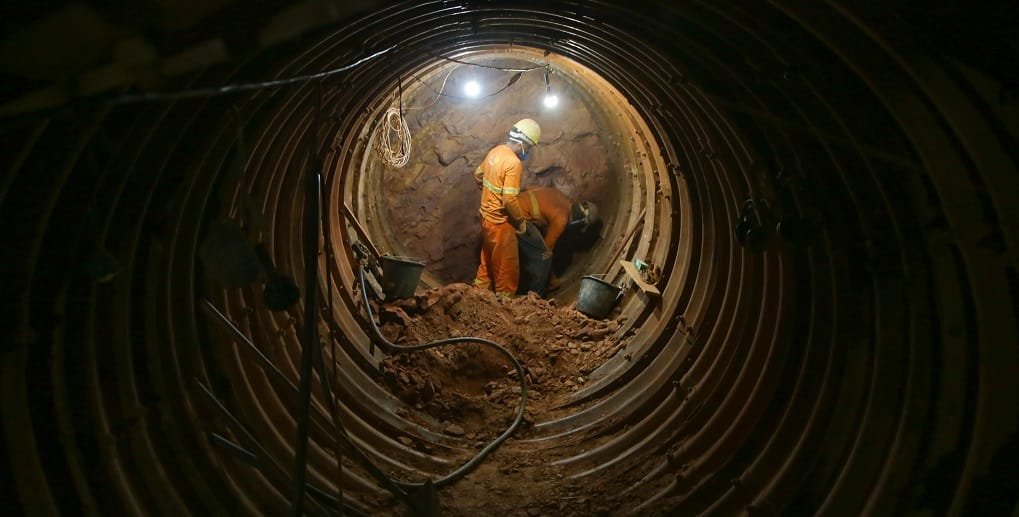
367, 283, 652, 515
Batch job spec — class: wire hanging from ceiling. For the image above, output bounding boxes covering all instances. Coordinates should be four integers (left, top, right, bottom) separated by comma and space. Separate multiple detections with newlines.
371, 53, 548, 168
373, 106, 412, 168
371, 71, 524, 168
429, 52, 546, 72
373, 78, 412, 168
402, 65, 459, 110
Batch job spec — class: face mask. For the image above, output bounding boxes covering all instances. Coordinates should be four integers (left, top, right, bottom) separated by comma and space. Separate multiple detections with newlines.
518, 148, 530, 160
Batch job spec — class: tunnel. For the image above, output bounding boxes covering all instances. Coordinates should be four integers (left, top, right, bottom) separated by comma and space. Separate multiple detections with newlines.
1, 1, 1018, 515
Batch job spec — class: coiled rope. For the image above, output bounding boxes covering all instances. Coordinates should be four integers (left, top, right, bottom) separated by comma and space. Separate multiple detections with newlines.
372, 106, 412, 168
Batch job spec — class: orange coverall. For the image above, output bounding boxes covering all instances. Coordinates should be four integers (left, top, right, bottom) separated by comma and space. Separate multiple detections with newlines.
518, 187, 573, 251
473, 144, 527, 295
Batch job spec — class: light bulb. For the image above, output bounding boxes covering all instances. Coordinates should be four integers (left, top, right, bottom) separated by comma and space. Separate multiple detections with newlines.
464, 80, 481, 98
542, 66, 558, 109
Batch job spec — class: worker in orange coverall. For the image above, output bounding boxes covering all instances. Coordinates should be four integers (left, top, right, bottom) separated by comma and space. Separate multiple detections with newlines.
517, 186, 600, 295
472, 118, 541, 296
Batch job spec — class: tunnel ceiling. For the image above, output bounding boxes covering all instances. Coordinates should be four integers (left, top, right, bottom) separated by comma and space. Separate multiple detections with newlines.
1, 1, 1018, 515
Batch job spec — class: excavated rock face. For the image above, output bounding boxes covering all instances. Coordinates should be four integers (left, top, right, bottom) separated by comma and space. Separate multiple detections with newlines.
379, 61, 618, 283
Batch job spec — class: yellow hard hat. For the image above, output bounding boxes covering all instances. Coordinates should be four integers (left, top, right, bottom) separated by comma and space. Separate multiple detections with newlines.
509, 118, 541, 146
580, 200, 600, 227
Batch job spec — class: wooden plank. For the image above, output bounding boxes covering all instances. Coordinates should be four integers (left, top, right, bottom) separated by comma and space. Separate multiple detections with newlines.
343, 203, 381, 258
620, 260, 660, 297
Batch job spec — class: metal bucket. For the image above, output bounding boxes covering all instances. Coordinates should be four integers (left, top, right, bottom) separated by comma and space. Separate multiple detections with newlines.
380, 256, 425, 299
577, 275, 623, 319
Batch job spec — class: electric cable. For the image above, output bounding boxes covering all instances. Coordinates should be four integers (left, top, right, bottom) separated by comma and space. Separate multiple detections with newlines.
372, 56, 544, 169
111, 45, 394, 104
402, 65, 459, 111
205, 263, 528, 511
200, 298, 422, 513
416, 71, 525, 101
429, 52, 546, 72
355, 265, 529, 490
0, 45, 397, 121
374, 65, 526, 167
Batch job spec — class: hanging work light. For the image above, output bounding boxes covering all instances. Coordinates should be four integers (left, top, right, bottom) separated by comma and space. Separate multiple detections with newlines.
464, 79, 481, 97
542, 66, 558, 108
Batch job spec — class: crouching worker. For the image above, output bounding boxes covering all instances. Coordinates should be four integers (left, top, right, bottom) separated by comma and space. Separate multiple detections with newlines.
515, 186, 600, 297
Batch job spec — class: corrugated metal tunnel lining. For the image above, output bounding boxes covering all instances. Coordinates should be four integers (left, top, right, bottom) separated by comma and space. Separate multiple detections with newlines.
1, 1, 1017, 515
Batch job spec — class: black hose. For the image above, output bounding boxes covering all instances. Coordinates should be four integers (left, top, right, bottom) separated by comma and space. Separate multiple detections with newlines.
356, 265, 529, 489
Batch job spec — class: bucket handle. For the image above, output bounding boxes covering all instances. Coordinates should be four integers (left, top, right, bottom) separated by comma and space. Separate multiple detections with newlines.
616, 278, 638, 301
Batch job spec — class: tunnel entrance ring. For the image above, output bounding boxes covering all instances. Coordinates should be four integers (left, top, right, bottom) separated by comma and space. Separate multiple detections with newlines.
339, 46, 677, 307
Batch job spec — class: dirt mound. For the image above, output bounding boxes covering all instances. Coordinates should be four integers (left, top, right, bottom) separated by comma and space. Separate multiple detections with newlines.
373, 283, 630, 438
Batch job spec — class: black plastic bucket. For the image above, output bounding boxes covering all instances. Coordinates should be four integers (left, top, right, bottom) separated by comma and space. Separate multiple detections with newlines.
380, 256, 425, 299
576, 275, 623, 319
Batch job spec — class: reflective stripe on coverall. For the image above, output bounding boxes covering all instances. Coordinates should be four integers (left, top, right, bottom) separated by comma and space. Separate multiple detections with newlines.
519, 187, 573, 251
473, 144, 526, 295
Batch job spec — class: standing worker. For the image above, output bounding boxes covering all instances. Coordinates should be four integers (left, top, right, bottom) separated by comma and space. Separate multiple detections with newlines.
473, 118, 541, 296
516, 186, 601, 295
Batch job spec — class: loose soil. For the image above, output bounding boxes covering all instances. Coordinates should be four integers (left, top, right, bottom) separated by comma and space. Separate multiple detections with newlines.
368, 283, 645, 515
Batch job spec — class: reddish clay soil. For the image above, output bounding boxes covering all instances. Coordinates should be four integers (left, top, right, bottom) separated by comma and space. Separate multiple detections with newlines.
367, 283, 650, 515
